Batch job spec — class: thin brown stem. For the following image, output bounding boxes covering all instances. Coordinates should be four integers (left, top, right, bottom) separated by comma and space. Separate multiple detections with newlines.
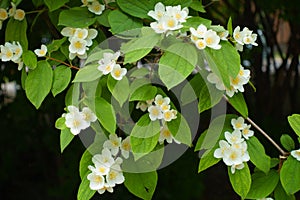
45, 56, 80, 70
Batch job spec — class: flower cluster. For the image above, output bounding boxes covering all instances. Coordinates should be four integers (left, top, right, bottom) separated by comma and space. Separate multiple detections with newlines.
87, 134, 131, 195
62, 105, 97, 135
0, 3, 25, 29
190, 24, 222, 50
34, 44, 48, 57
97, 51, 127, 80
214, 117, 254, 174
61, 27, 98, 60
148, 94, 177, 122
233, 26, 258, 51
291, 149, 300, 161
148, 2, 189, 35
0, 41, 23, 70
159, 123, 180, 145
207, 65, 251, 97
81, 0, 105, 15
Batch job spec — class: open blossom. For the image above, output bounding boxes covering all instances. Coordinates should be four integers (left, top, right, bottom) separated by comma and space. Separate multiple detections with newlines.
14, 9, 25, 21
159, 124, 180, 144
225, 130, 244, 145
103, 134, 122, 156
190, 24, 221, 50
81, 107, 97, 123
291, 149, 300, 161
0, 8, 8, 20
233, 26, 258, 51
34, 44, 47, 57
111, 64, 127, 80
148, 2, 189, 34
231, 117, 247, 130
148, 105, 163, 121
87, 172, 105, 190
120, 136, 131, 159
0, 41, 23, 70
88, 1, 105, 15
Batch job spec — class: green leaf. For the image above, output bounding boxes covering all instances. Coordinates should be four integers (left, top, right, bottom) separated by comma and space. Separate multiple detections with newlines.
227, 17, 233, 36
65, 83, 80, 106
228, 163, 251, 199
59, 7, 96, 28
280, 156, 300, 194
52, 66, 71, 97
21, 67, 27, 90
121, 28, 161, 64
55, 117, 66, 130
274, 181, 296, 200
60, 128, 74, 153
108, 10, 143, 35
129, 78, 151, 94
182, 16, 211, 31
5, 18, 28, 49
22, 50, 37, 69
129, 68, 150, 78
94, 97, 116, 134
167, 113, 192, 146
73, 64, 102, 83
77, 171, 96, 200
227, 92, 248, 117
247, 136, 271, 174
47, 38, 67, 53
159, 42, 198, 89
85, 49, 112, 65
79, 150, 93, 180
117, 0, 155, 19
25, 60, 53, 109
44, 0, 69, 12
189, 0, 205, 12
130, 84, 157, 101
124, 171, 158, 200
288, 114, 300, 137
280, 134, 295, 151
246, 170, 279, 199
198, 145, 221, 173
96, 9, 111, 27
203, 41, 240, 88
107, 75, 129, 106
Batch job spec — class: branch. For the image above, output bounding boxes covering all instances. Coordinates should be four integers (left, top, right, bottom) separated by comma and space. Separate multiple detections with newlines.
45, 56, 80, 70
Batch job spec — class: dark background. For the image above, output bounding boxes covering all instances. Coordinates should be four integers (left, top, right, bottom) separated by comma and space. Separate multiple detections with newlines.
1, 0, 300, 199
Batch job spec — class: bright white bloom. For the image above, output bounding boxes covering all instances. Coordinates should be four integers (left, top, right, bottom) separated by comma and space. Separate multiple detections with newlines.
88, 1, 105, 15
136, 102, 149, 112
160, 102, 170, 112
106, 166, 125, 187
64, 106, 89, 135
230, 75, 248, 93
154, 94, 170, 106
233, 26, 258, 51
92, 148, 114, 169
111, 64, 127, 80
222, 146, 244, 166
0, 8, 8, 20
148, 105, 163, 121
231, 117, 247, 130
120, 136, 131, 159
166, 5, 189, 23
190, 24, 207, 38
98, 60, 115, 75
81, 107, 97, 123
150, 21, 167, 34
14, 9, 25, 21
219, 30, 229, 40
207, 73, 226, 91
0, 45, 14, 62
147, 2, 165, 21
195, 39, 206, 50
87, 172, 105, 190
203, 30, 221, 50
61, 27, 76, 37
231, 163, 245, 174
225, 130, 244, 145
163, 109, 176, 122
233, 26, 244, 44
214, 140, 231, 158
159, 125, 180, 144
34, 44, 47, 57
86, 29, 98, 46
161, 16, 182, 31
241, 125, 254, 139
103, 134, 122, 156
73, 28, 88, 40
10, 42, 23, 62
291, 149, 300, 161
97, 183, 114, 194
69, 38, 87, 55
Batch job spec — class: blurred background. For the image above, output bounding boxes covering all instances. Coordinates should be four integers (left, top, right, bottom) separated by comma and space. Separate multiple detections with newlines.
1, 0, 300, 199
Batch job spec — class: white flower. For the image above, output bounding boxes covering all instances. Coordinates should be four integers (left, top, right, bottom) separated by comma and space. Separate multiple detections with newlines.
0, 44, 14, 62
120, 136, 131, 159
222, 146, 244, 166
136, 102, 149, 112
103, 134, 122, 156
203, 30, 221, 50
73, 28, 88, 40
147, 2, 165, 21
238, 66, 251, 80
230, 75, 248, 92
8, 3, 16, 17
291, 149, 300, 161
150, 21, 167, 34
160, 102, 170, 112
61, 27, 76, 37
98, 60, 115, 75
34, 44, 47, 57
154, 94, 170, 106
225, 130, 244, 145
69, 52, 87, 60
106, 167, 125, 187
87, 172, 105, 190
214, 140, 230, 158
111, 64, 127, 80
231, 163, 245, 174
92, 148, 115, 168
64, 105, 89, 135
81, 107, 97, 123
11, 42, 23, 62
162, 15, 182, 31
159, 125, 173, 144
163, 110, 176, 122
190, 24, 207, 39
207, 73, 225, 91
14, 9, 25, 21
233, 26, 244, 45
166, 5, 189, 23
97, 183, 114, 194
0, 8, 8, 20
69, 38, 87, 55
231, 117, 247, 130
148, 105, 163, 121
88, 1, 105, 15
241, 125, 254, 140
219, 31, 229, 40
86, 29, 98, 46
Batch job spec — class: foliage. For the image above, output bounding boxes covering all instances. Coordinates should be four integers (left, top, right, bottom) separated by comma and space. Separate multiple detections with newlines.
1, 0, 300, 199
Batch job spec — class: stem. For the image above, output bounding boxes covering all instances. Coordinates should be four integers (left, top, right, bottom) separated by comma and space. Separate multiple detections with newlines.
26, 9, 47, 15
45, 56, 80, 70
223, 95, 289, 157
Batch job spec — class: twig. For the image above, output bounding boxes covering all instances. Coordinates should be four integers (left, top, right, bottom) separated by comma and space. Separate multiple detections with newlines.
45, 56, 80, 70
